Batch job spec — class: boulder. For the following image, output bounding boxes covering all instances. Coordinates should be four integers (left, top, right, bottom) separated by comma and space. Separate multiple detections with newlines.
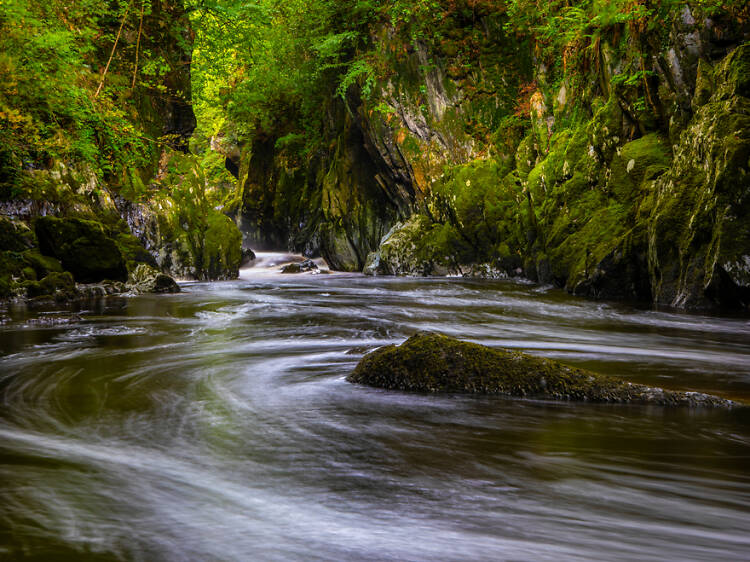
21, 272, 77, 302
35, 217, 127, 283
281, 259, 318, 274
240, 248, 256, 267
127, 264, 180, 294
365, 216, 449, 276
348, 333, 738, 407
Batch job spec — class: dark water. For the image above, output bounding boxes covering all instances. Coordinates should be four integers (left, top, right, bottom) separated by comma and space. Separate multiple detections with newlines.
1, 254, 750, 561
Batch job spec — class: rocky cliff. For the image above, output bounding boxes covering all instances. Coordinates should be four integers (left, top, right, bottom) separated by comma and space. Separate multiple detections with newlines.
234, 2, 749, 310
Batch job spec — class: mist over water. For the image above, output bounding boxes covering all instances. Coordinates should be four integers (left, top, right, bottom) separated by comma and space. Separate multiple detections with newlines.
1, 255, 749, 561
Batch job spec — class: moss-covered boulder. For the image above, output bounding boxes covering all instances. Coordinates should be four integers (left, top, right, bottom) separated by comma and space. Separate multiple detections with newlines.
127, 264, 180, 294
114, 231, 157, 272
348, 333, 737, 407
364, 216, 449, 276
22, 250, 64, 278
20, 271, 77, 301
35, 217, 128, 283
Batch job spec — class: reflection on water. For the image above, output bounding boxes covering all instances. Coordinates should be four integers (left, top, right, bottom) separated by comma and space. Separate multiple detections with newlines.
1, 260, 749, 561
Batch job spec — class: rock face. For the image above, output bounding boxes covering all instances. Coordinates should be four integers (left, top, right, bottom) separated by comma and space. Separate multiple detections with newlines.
35, 217, 128, 283
231, 5, 750, 311
364, 217, 449, 277
348, 333, 737, 407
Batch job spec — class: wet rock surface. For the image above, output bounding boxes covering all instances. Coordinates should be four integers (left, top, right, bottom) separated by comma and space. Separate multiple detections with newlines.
281, 259, 319, 274
348, 333, 739, 407
240, 248, 257, 267
127, 264, 180, 294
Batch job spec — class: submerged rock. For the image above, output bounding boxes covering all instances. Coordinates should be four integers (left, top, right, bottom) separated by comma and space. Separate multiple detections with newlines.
348, 333, 738, 407
77, 281, 127, 299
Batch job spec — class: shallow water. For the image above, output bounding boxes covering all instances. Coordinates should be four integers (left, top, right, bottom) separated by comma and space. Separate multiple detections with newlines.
1, 255, 749, 561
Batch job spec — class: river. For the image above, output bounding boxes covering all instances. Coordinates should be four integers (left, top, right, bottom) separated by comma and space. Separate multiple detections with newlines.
1, 254, 749, 561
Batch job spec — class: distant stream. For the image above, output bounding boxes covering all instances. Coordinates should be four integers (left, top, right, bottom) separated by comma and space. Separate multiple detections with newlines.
1, 254, 749, 561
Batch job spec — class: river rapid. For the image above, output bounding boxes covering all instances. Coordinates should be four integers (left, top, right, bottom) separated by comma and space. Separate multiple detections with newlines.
1, 253, 749, 561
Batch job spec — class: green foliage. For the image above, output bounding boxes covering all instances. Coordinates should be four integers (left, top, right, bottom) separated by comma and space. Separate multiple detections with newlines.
0, 0, 193, 193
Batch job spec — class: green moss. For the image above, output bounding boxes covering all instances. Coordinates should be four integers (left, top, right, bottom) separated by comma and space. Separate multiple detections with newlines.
348, 333, 736, 406
646, 44, 750, 308
202, 212, 242, 280
563, 124, 590, 170
0, 251, 25, 278
38, 271, 77, 301
549, 201, 629, 288
114, 232, 155, 273
0, 216, 35, 252
21, 267, 37, 281
608, 133, 671, 203
526, 131, 571, 200
22, 251, 63, 278
692, 59, 715, 110
0, 274, 10, 299
585, 94, 623, 163
719, 42, 750, 99
35, 216, 128, 283
515, 134, 537, 181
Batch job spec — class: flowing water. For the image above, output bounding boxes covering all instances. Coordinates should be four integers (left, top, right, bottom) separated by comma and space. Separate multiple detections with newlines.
1, 253, 749, 561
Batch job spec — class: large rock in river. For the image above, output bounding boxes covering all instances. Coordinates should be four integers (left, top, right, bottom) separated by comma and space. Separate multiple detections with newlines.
348, 333, 737, 407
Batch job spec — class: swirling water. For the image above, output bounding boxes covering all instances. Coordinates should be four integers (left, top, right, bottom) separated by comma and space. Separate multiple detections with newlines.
1, 254, 749, 561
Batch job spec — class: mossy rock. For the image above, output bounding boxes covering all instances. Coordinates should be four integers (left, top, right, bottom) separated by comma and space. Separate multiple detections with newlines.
22, 251, 63, 278
348, 333, 737, 407
114, 232, 157, 272
21, 272, 77, 301
202, 212, 242, 280
0, 274, 10, 299
127, 264, 180, 294
35, 217, 127, 283
39, 272, 77, 301
376, 215, 449, 276
608, 134, 671, 202
0, 250, 25, 278
0, 216, 35, 252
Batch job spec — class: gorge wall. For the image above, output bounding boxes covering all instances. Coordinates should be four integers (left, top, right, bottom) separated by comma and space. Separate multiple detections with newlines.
232, 2, 749, 310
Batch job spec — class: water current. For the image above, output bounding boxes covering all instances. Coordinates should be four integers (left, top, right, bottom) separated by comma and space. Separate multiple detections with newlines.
1, 253, 749, 561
